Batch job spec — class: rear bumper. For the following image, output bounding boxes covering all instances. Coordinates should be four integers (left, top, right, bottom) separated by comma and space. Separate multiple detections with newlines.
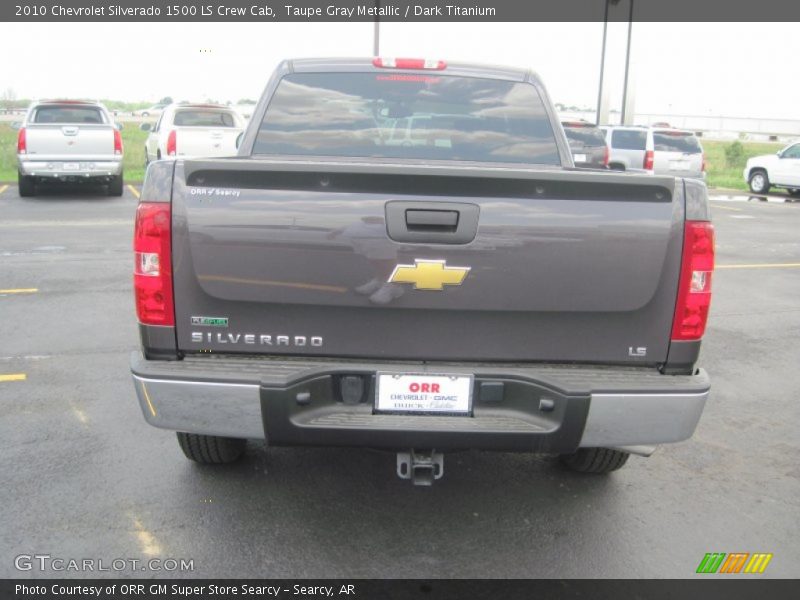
130, 352, 710, 452
18, 158, 122, 178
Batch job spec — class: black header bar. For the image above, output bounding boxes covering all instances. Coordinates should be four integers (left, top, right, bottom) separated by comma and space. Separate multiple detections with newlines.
2, 579, 800, 600
3, 0, 800, 22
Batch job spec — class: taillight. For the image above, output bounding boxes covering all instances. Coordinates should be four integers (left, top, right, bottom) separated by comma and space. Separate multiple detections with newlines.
644, 150, 654, 171
134, 202, 174, 326
166, 130, 177, 156
671, 221, 715, 341
603, 145, 609, 167
372, 57, 447, 70
17, 127, 26, 154
113, 128, 123, 155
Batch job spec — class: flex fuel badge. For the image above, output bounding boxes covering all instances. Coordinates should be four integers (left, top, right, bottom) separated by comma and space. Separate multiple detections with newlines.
190, 316, 229, 327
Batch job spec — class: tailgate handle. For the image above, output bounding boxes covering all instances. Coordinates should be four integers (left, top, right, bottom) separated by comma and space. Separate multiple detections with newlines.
405, 210, 459, 230
386, 201, 479, 245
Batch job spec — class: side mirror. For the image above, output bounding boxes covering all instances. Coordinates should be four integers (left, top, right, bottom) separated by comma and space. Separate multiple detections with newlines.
235, 132, 244, 149
115, 122, 124, 131
139, 123, 151, 132
9, 121, 21, 131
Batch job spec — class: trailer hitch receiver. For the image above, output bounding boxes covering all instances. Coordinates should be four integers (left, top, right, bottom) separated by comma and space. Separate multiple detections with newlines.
396, 449, 444, 486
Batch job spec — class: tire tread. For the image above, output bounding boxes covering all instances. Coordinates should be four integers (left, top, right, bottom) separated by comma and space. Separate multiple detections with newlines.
749, 169, 770, 194
18, 172, 35, 197
560, 447, 630, 474
108, 173, 124, 197
176, 432, 245, 464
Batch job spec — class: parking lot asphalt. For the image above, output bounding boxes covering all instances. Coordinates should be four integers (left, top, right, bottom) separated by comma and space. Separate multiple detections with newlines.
0, 183, 798, 579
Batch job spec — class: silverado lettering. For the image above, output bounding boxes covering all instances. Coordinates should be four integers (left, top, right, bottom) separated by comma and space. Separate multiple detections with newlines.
190, 332, 323, 346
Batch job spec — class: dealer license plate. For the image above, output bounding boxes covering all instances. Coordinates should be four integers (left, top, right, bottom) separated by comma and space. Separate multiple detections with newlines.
62, 163, 81, 171
375, 373, 473, 414
669, 160, 690, 171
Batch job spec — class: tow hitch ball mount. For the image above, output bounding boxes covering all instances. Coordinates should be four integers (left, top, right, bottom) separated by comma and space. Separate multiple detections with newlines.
396, 449, 444, 486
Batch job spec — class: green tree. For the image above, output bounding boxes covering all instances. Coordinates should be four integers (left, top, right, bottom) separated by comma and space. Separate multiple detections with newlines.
724, 141, 745, 169
1, 87, 16, 113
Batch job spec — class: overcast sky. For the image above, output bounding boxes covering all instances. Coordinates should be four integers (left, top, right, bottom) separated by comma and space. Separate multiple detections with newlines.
1, 21, 797, 119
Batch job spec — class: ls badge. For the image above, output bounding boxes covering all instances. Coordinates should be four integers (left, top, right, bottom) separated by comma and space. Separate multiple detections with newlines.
388, 259, 470, 291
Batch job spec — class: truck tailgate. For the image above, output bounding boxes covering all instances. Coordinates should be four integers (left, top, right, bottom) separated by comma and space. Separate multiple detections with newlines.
24, 124, 116, 159
171, 159, 684, 365
172, 127, 241, 158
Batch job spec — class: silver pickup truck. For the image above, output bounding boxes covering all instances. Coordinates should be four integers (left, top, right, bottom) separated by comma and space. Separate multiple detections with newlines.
16, 100, 124, 197
130, 58, 714, 485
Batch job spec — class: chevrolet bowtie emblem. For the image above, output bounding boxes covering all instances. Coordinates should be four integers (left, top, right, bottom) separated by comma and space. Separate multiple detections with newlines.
388, 259, 471, 291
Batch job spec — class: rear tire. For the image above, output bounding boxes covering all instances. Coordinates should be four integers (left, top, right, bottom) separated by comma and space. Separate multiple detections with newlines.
789, 188, 800, 197
177, 432, 246, 464
560, 447, 630, 474
748, 169, 770, 194
18, 171, 35, 197
108, 172, 124, 197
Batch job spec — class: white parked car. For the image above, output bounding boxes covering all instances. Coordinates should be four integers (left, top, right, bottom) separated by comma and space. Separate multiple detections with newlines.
601, 126, 706, 180
133, 104, 167, 118
141, 103, 245, 165
743, 142, 800, 195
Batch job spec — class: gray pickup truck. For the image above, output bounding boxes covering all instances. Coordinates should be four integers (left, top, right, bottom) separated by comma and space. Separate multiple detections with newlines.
130, 58, 714, 485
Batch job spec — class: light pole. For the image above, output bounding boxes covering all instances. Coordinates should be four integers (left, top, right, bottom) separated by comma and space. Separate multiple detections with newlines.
373, 1, 380, 55
596, 0, 636, 126
595, 0, 611, 125
620, 0, 635, 125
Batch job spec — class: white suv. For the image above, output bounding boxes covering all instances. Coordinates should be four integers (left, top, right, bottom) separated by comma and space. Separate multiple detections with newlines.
602, 126, 706, 180
743, 142, 800, 195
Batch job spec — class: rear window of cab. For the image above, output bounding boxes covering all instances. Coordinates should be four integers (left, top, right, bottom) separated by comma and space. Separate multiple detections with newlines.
174, 110, 237, 127
254, 72, 561, 165
563, 125, 607, 148
33, 106, 104, 124
653, 132, 702, 153
611, 129, 647, 150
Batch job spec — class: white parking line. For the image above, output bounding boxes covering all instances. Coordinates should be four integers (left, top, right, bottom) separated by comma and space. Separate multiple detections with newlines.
710, 203, 742, 212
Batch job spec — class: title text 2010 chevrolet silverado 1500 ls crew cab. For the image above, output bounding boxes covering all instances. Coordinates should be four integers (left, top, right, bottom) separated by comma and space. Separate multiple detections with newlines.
130, 58, 714, 485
